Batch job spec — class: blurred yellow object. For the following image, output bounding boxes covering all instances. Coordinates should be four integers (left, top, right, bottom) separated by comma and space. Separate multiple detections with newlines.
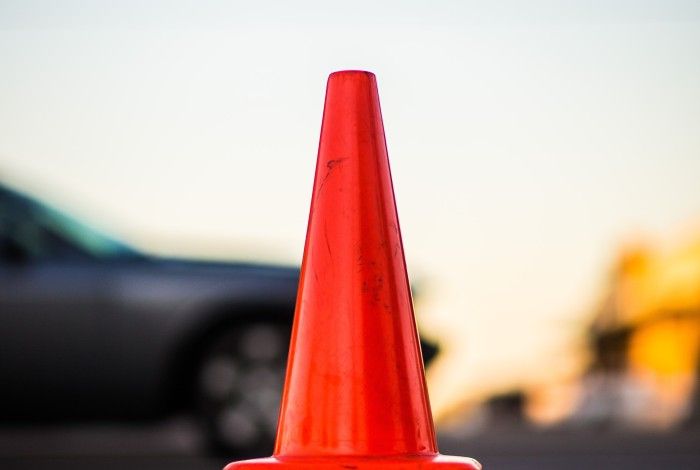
614, 237, 700, 328
628, 317, 700, 377
583, 229, 700, 429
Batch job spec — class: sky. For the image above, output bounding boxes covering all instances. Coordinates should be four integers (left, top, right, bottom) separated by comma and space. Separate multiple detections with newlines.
1, 1, 700, 417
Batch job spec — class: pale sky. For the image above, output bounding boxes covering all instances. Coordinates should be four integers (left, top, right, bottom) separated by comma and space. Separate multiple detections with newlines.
2, 1, 700, 417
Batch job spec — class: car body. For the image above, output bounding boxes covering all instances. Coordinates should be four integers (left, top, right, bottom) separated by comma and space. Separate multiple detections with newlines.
0, 182, 437, 455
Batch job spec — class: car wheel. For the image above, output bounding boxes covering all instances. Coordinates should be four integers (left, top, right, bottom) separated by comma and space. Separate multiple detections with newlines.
196, 322, 290, 457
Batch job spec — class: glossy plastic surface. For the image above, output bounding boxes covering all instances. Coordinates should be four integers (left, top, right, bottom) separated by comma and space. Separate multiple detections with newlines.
225, 71, 480, 470
226, 455, 481, 470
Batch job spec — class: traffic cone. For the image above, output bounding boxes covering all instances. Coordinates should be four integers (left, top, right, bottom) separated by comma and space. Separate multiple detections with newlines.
224, 71, 481, 470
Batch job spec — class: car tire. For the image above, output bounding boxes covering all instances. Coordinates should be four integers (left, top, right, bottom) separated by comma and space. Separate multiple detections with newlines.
196, 321, 291, 457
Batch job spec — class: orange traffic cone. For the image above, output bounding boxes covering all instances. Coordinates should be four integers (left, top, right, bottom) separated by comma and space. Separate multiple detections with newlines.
224, 71, 481, 470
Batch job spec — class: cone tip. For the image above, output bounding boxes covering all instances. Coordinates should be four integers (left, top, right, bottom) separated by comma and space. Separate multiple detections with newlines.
328, 70, 376, 81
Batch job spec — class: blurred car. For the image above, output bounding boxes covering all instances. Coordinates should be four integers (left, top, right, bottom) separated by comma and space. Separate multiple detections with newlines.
0, 181, 438, 456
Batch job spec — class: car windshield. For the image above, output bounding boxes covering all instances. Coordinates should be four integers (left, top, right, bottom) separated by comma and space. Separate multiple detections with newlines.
36, 202, 141, 259
1, 184, 142, 260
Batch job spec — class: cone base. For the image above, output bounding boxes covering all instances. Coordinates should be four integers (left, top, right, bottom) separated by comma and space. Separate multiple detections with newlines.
224, 454, 481, 470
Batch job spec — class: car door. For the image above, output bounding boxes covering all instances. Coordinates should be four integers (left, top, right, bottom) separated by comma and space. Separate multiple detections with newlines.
0, 194, 111, 420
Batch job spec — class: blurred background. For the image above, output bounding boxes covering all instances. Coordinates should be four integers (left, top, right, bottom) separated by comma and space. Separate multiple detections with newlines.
1, 1, 699, 469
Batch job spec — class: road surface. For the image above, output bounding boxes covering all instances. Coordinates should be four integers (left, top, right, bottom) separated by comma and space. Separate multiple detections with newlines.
1, 419, 698, 469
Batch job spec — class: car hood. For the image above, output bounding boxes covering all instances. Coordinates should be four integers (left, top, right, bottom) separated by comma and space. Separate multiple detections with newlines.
143, 256, 300, 281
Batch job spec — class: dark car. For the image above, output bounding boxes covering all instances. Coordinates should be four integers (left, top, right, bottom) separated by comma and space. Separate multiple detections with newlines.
0, 182, 438, 456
